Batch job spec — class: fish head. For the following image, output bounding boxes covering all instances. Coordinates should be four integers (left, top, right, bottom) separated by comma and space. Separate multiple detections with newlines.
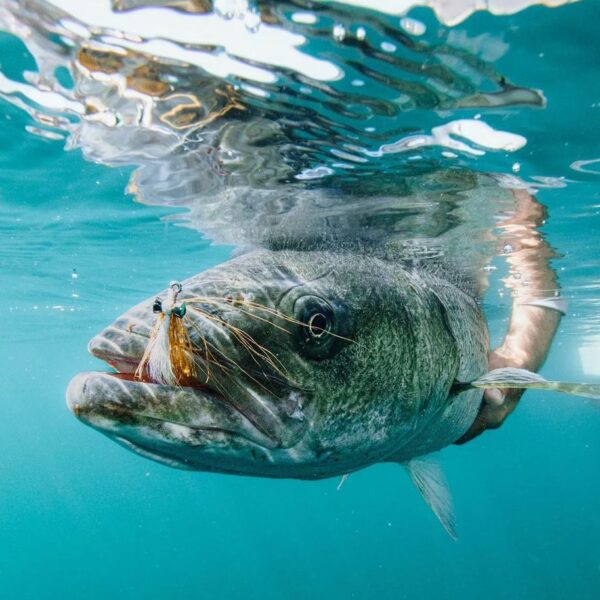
66, 249, 466, 477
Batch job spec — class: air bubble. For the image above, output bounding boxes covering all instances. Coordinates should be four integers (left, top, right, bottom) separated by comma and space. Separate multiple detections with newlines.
215, 0, 248, 19
291, 12, 317, 25
400, 17, 426, 36
296, 165, 334, 180
333, 24, 346, 42
244, 11, 261, 33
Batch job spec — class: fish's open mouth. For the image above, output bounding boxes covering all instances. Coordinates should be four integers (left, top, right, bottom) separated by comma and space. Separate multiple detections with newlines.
93, 341, 224, 395
100, 354, 211, 393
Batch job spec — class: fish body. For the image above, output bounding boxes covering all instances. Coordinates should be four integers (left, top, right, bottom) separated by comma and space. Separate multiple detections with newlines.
67, 248, 488, 478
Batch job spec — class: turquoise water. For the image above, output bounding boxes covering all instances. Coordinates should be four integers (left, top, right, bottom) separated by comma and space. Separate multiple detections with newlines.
1, 1, 600, 598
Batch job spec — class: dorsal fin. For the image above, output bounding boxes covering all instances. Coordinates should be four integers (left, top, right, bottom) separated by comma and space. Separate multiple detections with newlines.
404, 458, 457, 540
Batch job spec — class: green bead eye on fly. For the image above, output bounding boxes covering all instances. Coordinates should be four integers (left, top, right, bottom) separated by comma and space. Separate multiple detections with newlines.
293, 295, 351, 360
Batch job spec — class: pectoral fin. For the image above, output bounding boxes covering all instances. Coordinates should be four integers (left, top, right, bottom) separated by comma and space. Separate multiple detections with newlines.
404, 458, 457, 541
459, 367, 600, 401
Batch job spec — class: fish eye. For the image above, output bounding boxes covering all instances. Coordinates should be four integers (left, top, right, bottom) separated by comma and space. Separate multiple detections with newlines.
308, 312, 329, 338
293, 295, 349, 360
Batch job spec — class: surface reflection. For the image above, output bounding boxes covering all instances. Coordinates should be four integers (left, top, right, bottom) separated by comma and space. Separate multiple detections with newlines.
0, 0, 566, 257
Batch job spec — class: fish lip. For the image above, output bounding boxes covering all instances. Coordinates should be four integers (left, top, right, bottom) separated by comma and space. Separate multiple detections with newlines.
97, 355, 140, 374
87, 337, 142, 373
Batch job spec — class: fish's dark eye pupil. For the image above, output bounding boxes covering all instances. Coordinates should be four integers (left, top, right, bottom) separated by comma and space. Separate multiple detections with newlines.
293, 295, 350, 360
308, 312, 328, 337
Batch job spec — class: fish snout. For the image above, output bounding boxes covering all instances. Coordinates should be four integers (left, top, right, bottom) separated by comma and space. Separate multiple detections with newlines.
66, 371, 146, 423
66, 371, 90, 417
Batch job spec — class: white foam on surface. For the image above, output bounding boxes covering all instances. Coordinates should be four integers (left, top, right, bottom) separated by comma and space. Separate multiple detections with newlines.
46, 0, 342, 82
365, 119, 527, 157
315, 0, 577, 26
571, 158, 600, 175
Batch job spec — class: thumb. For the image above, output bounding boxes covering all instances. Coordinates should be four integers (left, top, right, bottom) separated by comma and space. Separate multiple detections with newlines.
484, 387, 505, 407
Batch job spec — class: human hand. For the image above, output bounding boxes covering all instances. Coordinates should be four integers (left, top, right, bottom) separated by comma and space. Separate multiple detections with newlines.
454, 349, 525, 444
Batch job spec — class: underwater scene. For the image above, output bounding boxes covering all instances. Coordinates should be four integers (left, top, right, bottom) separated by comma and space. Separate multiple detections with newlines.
0, 0, 599, 598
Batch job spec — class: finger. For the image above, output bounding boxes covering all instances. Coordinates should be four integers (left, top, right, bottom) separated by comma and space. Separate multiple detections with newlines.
484, 387, 505, 407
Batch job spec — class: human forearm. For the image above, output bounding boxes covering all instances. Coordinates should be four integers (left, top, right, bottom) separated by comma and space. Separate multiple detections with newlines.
456, 188, 562, 444
495, 189, 561, 371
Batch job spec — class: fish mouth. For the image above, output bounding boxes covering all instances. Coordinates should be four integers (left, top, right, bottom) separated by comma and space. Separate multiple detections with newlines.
66, 344, 280, 450
67, 280, 313, 469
